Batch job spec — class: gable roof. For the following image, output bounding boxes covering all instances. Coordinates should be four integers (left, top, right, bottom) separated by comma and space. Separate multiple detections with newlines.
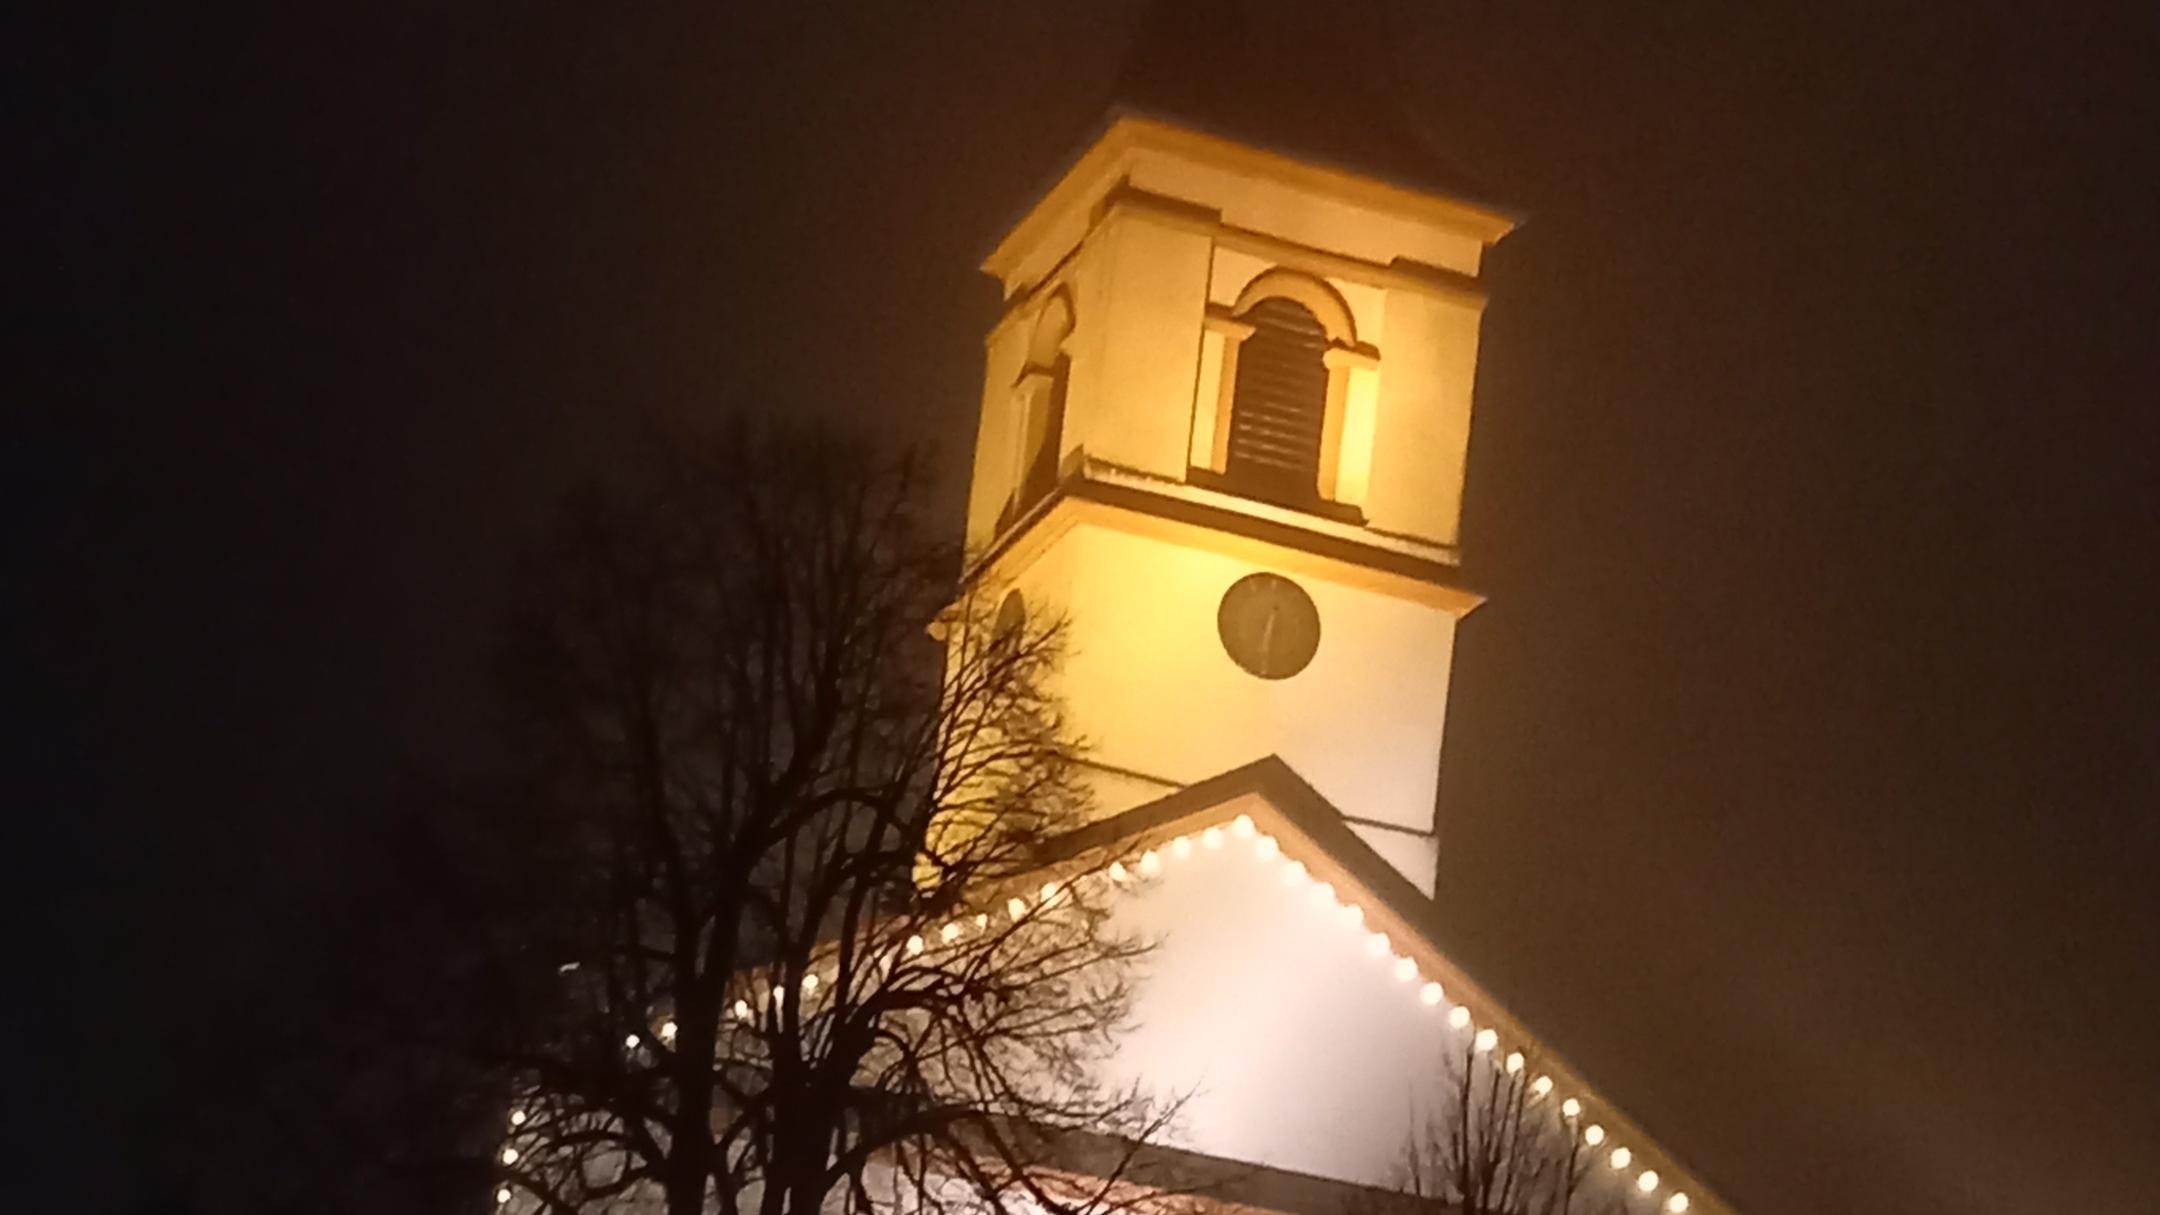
1043, 757, 1738, 1215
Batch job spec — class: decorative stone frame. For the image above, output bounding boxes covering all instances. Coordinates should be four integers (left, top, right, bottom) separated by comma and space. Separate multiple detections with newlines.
1190, 268, 1381, 510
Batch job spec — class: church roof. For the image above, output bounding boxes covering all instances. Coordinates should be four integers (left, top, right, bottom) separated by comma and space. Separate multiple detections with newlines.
1041, 756, 1736, 1215
1102, 1, 1515, 216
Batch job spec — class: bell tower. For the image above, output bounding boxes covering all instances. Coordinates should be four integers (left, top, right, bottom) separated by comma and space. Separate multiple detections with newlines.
963, 9, 1519, 894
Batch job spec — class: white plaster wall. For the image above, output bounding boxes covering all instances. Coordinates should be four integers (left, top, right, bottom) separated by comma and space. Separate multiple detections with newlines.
1100, 834, 1456, 1186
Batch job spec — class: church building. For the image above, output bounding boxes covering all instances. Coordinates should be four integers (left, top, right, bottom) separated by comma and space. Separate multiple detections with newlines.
954, 10, 1735, 1215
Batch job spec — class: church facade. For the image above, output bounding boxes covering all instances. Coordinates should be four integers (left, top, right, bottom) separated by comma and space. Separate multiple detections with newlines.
953, 85, 1731, 1215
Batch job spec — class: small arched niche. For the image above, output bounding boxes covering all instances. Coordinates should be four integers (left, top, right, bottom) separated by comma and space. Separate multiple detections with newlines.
999, 290, 1075, 533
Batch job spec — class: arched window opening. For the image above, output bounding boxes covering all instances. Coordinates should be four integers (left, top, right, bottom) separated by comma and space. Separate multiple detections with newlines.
998, 293, 1074, 533
1223, 296, 1330, 508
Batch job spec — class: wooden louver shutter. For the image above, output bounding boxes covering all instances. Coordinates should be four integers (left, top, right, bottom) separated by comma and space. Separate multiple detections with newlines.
1225, 297, 1329, 507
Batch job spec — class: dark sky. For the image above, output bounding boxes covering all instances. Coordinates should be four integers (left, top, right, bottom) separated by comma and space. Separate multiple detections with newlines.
17, 3, 2160, 1212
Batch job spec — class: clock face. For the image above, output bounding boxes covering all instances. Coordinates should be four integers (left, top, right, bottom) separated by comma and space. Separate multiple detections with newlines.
1217, 573, 1320, 680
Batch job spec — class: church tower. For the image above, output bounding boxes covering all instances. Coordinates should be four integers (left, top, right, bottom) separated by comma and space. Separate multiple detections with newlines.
962, 10, 1519, 896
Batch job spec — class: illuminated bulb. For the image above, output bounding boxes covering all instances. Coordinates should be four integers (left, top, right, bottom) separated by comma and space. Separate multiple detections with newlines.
624, 1033, 640, 1049
941, 921, 961, 943
906, 934, 924, 956
1140, 850, 1162, 876
800, 973, 818, 994
1638, 1171, 1660, 1193
1108, 860, 1130, 882
1254, 835, 1279, 860
496, 1187, 513, 1205
1584, 1125, 1606, 1147
1232, 814, 1255, 838
508, 1108, 528, 1127
1394, 957, 1418, 982
659, 1019, 678, 1044
1282, 860, 1308, 885
1311, 881, 1336, 908
1040, 880, 1060, 903
733, 998, 751, 1020
1448, 1005, 1472, 1030
974, 912, 989, 929
1365, 932, 1390, 958
1531, 1075, 1553, 1098
1201, 826, 1224, 850
1505, 1051, 1524, 1074
1609, 1147, 1632, 1170
1340, 903, 1364, 928
1474, 1027, 1498, 1052
500, 1146, 520, 1165
1007, 896, 1028, 921
1562, 1098, 1582, 1118
1420, 981, 1445, 1006
1170, 835, 1193, 860
1667, 1194, 1690, 1212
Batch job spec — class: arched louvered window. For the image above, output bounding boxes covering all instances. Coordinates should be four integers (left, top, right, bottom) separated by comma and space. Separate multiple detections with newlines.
1224, 297, 1330, 507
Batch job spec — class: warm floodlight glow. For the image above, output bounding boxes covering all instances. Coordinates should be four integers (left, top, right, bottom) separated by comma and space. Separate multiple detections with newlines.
1365, 932, 1390, 958
906, 934, 925, 956
1638, 1171, 1660, 1193
942, 922, 961, 943
1531, 1075, 1553, 1098
1108, 860, 1130, 882
1420, 981, 1445, 1005
1394, 957, 1418, 982
1140, 850, 1163, 876
1231, 814, 1256, 837
1562, 1097, 1582, 1118
1007, 896, 1028, 921
1609, 1147, 1632, 1169
1255, 835, 1280, 860
508, 1108, 528, 1127
1667, 1195, 1690, 1212
1474, 1027, 1498, 1052
1505, 1051, 1524, 1074
1201, 826, 1224, 850
1584, 1125, 1606, 1147
1170, 835, 1193, 860
500, 1147, 520, 1165
1448, 1005, 1472, 1029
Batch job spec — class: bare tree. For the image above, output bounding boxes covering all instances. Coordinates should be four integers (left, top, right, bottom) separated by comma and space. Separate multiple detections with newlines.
460, 422, 1166, 1215
1372, 1040, 1617, 1215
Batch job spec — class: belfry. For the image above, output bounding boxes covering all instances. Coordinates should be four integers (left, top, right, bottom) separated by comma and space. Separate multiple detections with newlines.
955, 6, 1737, 1213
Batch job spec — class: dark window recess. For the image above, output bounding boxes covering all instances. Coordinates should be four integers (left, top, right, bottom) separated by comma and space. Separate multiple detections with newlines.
1225, 298, 1328, 508
998, 354, 1069, 533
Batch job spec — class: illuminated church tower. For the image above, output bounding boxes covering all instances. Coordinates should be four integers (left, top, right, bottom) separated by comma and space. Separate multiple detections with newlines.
963, 7, 1512, 895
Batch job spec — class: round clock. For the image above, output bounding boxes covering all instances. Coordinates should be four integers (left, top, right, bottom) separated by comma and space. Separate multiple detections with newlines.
1216, 572, 1320, 679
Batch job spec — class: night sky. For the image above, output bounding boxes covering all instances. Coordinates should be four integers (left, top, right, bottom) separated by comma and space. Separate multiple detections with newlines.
18, 3, 2159, 1212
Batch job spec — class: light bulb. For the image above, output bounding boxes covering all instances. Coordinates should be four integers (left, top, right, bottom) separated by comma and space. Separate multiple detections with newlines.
500, 1146, 520, 1165
659, 1020, 678, 1043
1108, 860, 1130, 882
1201, 827, 1224, 849
1667, 1194, 1690, 1212
1341, 903, 1364, 928
1474, 1028, 1498, 1052
1638, 1171, 1660, 1193
733, 998, 751, 1020
1531, 1075, 1553, 1098
508, 1108, 527, 1127
1505, 1051, 1524, 1074
1584, 1124, 1605, 1147
1365, 932, 1390, 958
1232, 814, 1256, 837
1394, 957, 1418, 982
1609, 1147, 1631, 1170
1448, 1005, 1472, 1030
974, 912, 989, 929
941, 922, 961, 943
1420, 981, 1445, 1006
1140, 850, 1162, 876
1170, 836, 1193, 859
1311, 881, 1336, 907
1254, 835, 1279, 860
1562, 1097, 1582, 1118
800, 973, 818, 993
1040, 880, 1060, 903
1282, 860, 1308, 885
624, 1033, 640, 1049
1007, 896, 1027, 921
497, 1187, 513, 1204
906, 934, 924, 956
